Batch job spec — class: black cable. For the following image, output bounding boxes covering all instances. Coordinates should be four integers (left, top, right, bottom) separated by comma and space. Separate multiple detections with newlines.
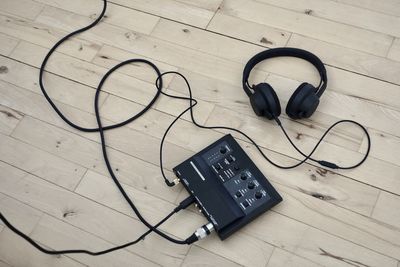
275, 118, 371, 169
1, 0, 371, 254
0, 210, 174, 255
36, 0, 189, 245
2, 0, 205, 253
38, 0, 163, 133
155, 72, 371, 172
0, 196, 195, 255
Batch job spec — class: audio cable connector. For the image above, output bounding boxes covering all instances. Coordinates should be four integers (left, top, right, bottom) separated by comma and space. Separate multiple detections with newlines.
185, 222, 214, 244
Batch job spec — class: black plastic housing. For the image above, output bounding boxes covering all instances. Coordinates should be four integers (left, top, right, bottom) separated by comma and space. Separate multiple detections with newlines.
173, 134, 282, 240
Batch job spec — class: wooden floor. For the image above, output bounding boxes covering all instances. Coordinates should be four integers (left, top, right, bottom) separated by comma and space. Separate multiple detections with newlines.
0, 0, 400, 266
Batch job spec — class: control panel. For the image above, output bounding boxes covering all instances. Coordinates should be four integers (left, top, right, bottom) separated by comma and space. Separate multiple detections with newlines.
173, 134, 282, 240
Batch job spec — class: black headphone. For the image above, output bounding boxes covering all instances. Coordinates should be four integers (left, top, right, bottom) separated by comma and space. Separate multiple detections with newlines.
243, 47, 327, 120
242, 47, 371, 170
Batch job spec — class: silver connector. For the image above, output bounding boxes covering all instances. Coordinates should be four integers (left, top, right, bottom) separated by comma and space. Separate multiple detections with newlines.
194, 223, 214, 240
173, 178, 180, 185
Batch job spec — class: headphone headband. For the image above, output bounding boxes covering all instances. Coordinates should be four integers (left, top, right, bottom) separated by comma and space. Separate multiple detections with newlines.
242, 47, 327, 98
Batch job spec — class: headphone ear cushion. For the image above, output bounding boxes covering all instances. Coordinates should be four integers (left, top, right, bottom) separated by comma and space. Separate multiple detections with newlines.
250, 83, 281, 120
286, 83, 319, 119
250, 88, 268, 117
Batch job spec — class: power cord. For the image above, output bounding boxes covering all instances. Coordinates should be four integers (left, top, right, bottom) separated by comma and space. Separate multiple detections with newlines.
0, 195, 194, 255
0, 0, 206, 254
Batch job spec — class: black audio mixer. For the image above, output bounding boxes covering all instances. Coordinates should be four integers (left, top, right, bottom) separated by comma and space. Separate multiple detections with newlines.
173, 134, 282, 240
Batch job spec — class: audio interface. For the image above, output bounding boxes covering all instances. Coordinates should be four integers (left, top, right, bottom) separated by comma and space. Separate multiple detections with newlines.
173, 134, 282, 240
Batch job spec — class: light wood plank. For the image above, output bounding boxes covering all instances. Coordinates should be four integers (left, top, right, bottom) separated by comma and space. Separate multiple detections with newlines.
182, 246, 242, 267
168, 69, 365, 146
336, 0, 400, 17
71, 166, 396, 266
267, 183, 400, 261
91, 46, 215, 124
3, 24, 400, 264
219, 0, 393, 56
1, 1, 399, 266
10, 41, 215, 125
11, 115, 181, 203
0, 13, 100, 62
72, 171, 189, 267
0, 161, 191, 266
31, 214, 160, 267
258, 0, 400, 37
287, 34, 400, 85
205, 186, 397, 266
206, 104, 400, 196
0, 194, 82, 267
0, 229, 85, 267
291, 226, 396, 267
5, 69, 379, 220
11, 117, 276, 266
3, 38, 380, 221
102, 93, 380, 217
0, 0, 44, 20
67, 139, 399, 263
0, 78, 103, 134
327, 64, 400, 112
0, 194, 43, 234
34, 0, 160, 34
388, 38, 400, 62
158, 42, 400, 112
152, 18, 264, 64
13, 107, 191, 172
207, 13, 291, 48
0, 259, 12, 267
210, 26, 398, 113
176, 0, 223, 12
372, 191, 400, 229
267, 248, 321, 267
265, 74, 400, 137
34, 6, 268, 87
148, 16, 400, 113
1, 161, 273, 267
69, 168, 273, 267
0, 133, 86, 191
249, 57, 400, 111
75, 170, 180, 225
360, 129, 400, 166
0, 105, 23, 135
0, 33, 19, 56
110, 0, 214, 28
0, 65, 191, 178
92, 45, 177, 86
0, 56, 108, 114
209, 139, 400, 260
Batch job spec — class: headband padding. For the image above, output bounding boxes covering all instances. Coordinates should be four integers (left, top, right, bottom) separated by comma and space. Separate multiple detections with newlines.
242, 48, 327, 98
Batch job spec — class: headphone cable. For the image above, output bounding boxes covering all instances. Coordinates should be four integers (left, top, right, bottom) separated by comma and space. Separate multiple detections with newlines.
155, 72, 371, 171
274, 117, 371, 169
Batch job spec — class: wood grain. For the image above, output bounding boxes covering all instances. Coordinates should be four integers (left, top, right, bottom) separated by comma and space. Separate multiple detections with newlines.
1, 0, 399, 266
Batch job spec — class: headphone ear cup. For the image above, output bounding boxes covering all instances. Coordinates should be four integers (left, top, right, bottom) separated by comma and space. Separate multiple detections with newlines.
286, 83, 319, 119
250, 83, 281, 120
250, 88, 268, 117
